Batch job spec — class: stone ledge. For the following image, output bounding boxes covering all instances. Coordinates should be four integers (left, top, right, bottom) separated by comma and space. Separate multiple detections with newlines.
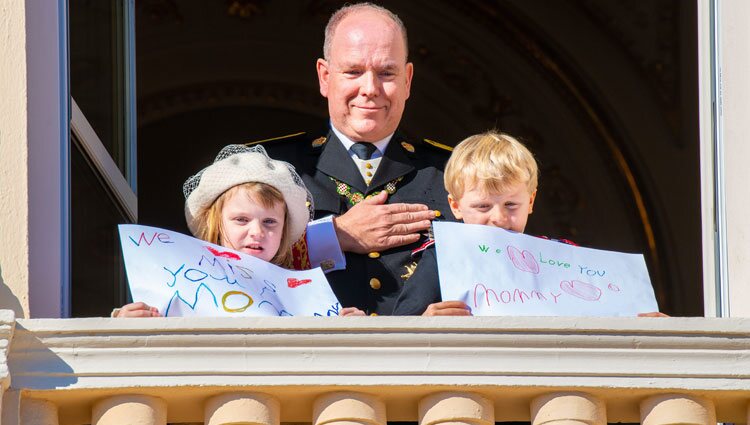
8, 316, 750, 390
4, 315, 750, 423
14, 315, 750, 333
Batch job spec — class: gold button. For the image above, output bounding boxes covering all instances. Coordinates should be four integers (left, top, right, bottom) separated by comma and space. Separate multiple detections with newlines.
369, 278, 381, 290
366, 171, 373, 177
366, 179, 371, 185
434, 210, 441, 217
365, 162, 373, 169
320, 259, 335, 271
368, 252, 380, 259
370, 312, 378, 316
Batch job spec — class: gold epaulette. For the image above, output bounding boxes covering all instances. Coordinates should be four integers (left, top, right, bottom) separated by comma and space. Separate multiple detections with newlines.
244, 131, 306, 147
422, 138, 453, 152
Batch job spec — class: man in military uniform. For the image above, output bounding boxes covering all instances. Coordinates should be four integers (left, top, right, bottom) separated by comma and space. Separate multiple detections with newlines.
254, 3, 455, 315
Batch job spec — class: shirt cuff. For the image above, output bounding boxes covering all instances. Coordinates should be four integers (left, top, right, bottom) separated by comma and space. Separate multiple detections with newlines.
306, 215, 346, 273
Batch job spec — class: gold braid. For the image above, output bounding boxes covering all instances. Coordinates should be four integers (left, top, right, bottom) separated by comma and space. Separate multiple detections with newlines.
330, 176, 403, 206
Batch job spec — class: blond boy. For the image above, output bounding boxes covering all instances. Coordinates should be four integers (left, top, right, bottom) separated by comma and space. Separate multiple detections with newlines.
392, 130, 539, 316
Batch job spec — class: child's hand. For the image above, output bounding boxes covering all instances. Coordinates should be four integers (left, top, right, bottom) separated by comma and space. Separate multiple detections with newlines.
422, 301, 472, 316
114, 302, 162, 318
339, 307, 366, 316
637, 311, 670, 317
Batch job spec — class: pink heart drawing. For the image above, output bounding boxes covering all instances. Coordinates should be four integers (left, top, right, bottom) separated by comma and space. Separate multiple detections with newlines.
287, 278, 312, 288
560, 280, 602, 301
506, 246, 540, 274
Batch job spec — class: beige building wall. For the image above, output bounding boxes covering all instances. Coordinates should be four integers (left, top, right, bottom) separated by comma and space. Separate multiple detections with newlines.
0, 0, 65, 319
0, 0, 32, 318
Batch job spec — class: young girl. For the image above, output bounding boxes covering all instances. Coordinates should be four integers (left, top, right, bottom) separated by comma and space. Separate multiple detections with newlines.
115, 144, 363, 317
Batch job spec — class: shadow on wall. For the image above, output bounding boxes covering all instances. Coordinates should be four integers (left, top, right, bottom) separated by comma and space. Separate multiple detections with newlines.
0, 264, 25, 318
8, 321, 78, 389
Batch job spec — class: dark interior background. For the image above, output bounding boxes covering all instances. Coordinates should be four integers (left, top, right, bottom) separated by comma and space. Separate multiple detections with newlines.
135, 0, 701, 316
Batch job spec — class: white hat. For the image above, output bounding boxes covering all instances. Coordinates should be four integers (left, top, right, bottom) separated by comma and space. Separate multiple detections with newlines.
183, 144, 313, 244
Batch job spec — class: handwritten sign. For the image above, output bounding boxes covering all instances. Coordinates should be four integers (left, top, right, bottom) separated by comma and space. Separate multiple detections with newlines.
433, 222, 658, 316
118, 224, 342, 317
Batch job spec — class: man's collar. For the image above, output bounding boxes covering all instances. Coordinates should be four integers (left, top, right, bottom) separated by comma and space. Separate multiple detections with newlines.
330, 123, 392, 158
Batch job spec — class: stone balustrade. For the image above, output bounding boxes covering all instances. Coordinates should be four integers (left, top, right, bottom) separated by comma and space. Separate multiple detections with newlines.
1, 311, 749, 425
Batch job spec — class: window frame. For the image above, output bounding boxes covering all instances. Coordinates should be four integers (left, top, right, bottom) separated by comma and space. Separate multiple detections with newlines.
39, 0, 722, 318
70, 98, 137, 222
698, 0, 728, 318
62, 0, 137, 317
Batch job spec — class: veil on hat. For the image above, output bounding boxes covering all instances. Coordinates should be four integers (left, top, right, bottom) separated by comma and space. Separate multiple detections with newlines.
183, 144, 314, 244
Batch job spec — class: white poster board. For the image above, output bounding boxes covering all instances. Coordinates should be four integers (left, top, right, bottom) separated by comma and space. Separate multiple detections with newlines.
118, 224, 342, 317
434, 222, 658, 316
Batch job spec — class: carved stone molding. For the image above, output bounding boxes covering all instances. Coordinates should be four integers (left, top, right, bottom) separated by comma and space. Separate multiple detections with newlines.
4, 315, 750, 423
8, 316, 750, 389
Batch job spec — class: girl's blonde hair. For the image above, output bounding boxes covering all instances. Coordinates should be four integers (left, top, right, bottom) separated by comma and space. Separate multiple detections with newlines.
193, 182, 293, 268
445, 130, 538, 199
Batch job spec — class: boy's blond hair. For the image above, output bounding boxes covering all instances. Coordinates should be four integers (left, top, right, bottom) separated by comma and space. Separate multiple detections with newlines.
194, 182, 293, 268
444, 131, 538, 199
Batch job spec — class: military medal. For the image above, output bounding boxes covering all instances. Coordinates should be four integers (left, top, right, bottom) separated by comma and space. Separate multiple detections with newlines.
331, 176, 404, 206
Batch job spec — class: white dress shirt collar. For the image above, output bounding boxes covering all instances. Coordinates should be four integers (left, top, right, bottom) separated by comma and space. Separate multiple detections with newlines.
330, 124, 392, 159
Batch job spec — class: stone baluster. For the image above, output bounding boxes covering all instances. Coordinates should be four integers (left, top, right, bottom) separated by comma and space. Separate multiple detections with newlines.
640, 394, 715, 425
419, 392, 494, 425
205, 392, 280, 425
531, 392, 605, 425
314, 392, 386, 425
93, 395, 166, 425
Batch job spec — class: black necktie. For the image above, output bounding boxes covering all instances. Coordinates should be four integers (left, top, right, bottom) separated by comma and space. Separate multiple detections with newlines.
351, 142, 377, 160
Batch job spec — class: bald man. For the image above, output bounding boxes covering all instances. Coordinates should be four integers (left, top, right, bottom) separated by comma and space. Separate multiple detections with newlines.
251, 3, 454, 315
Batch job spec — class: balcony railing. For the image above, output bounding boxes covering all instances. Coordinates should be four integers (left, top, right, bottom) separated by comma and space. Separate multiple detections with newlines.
1, 310, 749, 425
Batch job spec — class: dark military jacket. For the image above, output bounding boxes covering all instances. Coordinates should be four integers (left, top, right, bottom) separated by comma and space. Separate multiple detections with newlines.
392, 244, 441, 315
251, 127, 455, 315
